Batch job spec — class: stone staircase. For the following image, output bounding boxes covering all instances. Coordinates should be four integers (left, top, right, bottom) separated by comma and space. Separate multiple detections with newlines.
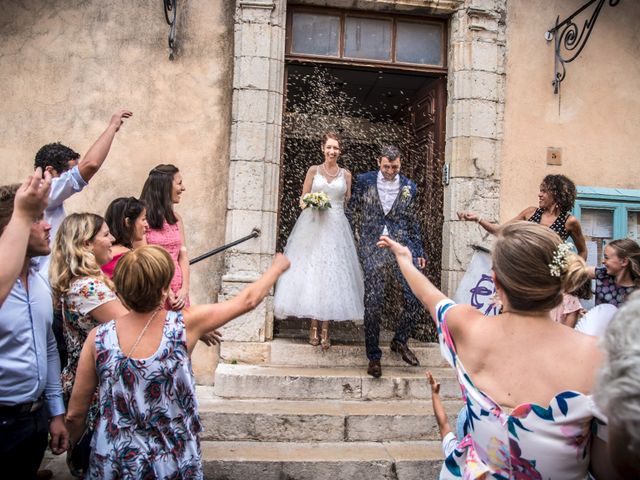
198, 337, 462, 480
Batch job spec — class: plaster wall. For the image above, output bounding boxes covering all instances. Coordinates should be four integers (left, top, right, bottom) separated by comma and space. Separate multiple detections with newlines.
0, 0, 234, 383
501, 0, 640, 220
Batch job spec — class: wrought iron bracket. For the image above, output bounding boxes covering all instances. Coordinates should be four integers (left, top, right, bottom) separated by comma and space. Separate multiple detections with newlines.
545, 0, 620, 94
164, 0, 178, 60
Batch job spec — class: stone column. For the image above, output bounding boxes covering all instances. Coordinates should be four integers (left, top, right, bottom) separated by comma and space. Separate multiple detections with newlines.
219, 0, 287, 343
441, 0, 507, 294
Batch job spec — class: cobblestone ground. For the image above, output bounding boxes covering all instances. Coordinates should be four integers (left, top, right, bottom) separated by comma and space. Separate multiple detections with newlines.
40, 450, 74, 480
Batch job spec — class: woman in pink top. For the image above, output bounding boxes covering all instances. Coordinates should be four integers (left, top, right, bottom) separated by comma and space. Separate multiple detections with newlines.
102, 196, 148, 278
141, 164, 189, 309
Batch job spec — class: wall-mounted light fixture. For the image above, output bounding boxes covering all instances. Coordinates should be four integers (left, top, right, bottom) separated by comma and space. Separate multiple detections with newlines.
545, 0, 620, 94
164, 0, 178, 60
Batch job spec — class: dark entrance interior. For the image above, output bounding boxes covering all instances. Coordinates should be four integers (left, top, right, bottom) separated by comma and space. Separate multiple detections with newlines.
276, 62, 445, 342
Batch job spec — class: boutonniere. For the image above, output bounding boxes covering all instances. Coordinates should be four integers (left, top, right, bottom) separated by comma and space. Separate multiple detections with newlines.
401, 185, 411, 200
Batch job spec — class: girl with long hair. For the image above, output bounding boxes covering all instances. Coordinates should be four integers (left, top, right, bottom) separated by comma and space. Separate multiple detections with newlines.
102, 196, 148, 278
589, 238, 640, 306
140, 164, 189, 310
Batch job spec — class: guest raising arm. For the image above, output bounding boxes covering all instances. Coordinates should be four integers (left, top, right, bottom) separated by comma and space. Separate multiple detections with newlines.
378, 223, 620, 479
66, 247, 289, 478
0, 168, 51, 306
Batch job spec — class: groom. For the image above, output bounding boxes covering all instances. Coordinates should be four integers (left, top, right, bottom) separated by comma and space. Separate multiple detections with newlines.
347, 145, 426, 378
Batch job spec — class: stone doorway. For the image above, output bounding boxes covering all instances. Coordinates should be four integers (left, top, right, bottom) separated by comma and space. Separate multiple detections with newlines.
274, 62, 446, 342
221, 0, 505, 347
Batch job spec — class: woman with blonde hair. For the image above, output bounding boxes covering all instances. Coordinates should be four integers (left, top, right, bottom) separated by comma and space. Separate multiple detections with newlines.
590, 238, 640, 306
49, 212, 128, 476
379, 222, 619, 478
65, 246, 289, 478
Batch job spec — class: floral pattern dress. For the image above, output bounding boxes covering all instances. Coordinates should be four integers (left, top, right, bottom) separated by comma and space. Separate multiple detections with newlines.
436, 299, 608, 479
61, 276, 117, 428
88, 311, 203, 479
594, 266, 635, 306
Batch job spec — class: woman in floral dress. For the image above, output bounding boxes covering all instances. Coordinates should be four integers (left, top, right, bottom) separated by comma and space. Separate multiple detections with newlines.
65, 246, 290, 479
50, 213, 128, 476
379, 222, 619, 478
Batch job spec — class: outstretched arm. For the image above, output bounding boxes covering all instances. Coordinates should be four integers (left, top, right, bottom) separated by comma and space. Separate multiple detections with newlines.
77, 110, 132, 182
566, 216, 588, 260
184, 254, 290, 352
457, 207, 534, 236
0, 169, 51, 306
427, 371, 451, 439
377, 235, 446, 321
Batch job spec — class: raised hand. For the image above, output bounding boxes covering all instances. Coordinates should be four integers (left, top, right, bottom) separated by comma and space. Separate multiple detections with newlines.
199, 330, 222, 346
14, 167, 51, 221
110, 109, 133, 132
272, 252, 291, 273
426, 370, 441, 394
457, 211, 479, 222
376, 235, 412, 262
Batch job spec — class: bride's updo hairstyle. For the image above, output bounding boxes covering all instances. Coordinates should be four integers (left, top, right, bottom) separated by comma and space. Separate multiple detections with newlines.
492, 222, 590, 312
322, 131, 342, 148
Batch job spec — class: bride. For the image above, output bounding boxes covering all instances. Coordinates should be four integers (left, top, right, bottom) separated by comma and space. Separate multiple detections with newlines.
274, 132, 364, 349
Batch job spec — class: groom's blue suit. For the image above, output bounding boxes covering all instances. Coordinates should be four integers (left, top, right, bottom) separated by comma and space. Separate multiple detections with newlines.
347, 171, 425, 361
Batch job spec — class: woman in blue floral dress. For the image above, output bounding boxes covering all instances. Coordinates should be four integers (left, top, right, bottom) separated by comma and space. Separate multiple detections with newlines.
378, 222, 619, 478
65, 246, 290, 479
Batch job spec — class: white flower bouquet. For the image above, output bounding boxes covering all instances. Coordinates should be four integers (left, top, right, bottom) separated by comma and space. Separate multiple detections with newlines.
302, 192, 332, 210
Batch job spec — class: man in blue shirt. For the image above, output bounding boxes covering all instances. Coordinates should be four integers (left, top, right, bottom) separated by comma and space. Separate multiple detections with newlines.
0, 183, 68, 479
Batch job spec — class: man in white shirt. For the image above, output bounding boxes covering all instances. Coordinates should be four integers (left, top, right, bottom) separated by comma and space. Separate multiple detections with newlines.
34, 109, 132, 244
33, 109, 132, 369
348, 145, 426, 378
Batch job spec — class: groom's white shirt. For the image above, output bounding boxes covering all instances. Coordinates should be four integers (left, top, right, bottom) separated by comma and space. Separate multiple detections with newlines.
377, 170, 400, 235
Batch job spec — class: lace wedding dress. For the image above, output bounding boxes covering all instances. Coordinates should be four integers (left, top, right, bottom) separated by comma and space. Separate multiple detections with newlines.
274, 168, 364, 322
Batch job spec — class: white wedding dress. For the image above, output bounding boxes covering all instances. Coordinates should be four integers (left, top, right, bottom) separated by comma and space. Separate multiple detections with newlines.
274, 168, 364, 322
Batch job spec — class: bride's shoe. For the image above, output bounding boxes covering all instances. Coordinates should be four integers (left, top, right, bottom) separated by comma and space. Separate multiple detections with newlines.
309, 320, 320, 346
320, 321, 331, 350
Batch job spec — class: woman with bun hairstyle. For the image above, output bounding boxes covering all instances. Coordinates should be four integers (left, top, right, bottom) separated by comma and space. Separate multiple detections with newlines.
102, 196, 148, 278
378, 222, 618, 478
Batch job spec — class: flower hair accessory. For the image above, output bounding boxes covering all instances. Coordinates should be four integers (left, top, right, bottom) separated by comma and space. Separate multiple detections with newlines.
401, 185, 411, 200
549, 242, 572, 277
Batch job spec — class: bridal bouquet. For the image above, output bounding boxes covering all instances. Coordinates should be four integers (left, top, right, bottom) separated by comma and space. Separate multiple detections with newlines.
302, 192, 331, 210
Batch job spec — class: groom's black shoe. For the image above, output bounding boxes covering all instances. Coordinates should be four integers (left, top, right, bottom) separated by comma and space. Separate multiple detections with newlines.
367, 359, 382, 378
390, 340, 420, 366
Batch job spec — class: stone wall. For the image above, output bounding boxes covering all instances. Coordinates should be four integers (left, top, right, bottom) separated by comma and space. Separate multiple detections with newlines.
500, 0, 640, 220
0, 0, 235, 382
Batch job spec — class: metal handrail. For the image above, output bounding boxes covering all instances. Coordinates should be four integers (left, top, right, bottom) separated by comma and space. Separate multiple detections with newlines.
189, 228, 261, 265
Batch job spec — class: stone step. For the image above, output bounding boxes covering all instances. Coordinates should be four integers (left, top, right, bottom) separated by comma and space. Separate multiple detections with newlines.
268, 338, 448, 368
197, 388, 463, 442
213, 364, 461, 401
201, 440, 444, 480
275, 318, 395, 343
219, 338, 447, 368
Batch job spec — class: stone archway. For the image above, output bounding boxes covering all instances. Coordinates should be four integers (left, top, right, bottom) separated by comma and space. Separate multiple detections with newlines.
220, 0, 506, 347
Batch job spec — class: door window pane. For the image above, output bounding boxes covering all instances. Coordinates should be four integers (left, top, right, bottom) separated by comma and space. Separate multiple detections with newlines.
628, 210, 640, 242
396, 21, 443, 65
344, 17, 392, 60
291, 13, 340, 56
581, 208, 614, 266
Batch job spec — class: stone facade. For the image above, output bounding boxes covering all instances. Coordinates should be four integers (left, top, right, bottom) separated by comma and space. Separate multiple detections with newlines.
223, 0, 507, 343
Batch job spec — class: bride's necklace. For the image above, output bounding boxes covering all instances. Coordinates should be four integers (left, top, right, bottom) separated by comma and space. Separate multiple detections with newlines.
322, 163, 340, 178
